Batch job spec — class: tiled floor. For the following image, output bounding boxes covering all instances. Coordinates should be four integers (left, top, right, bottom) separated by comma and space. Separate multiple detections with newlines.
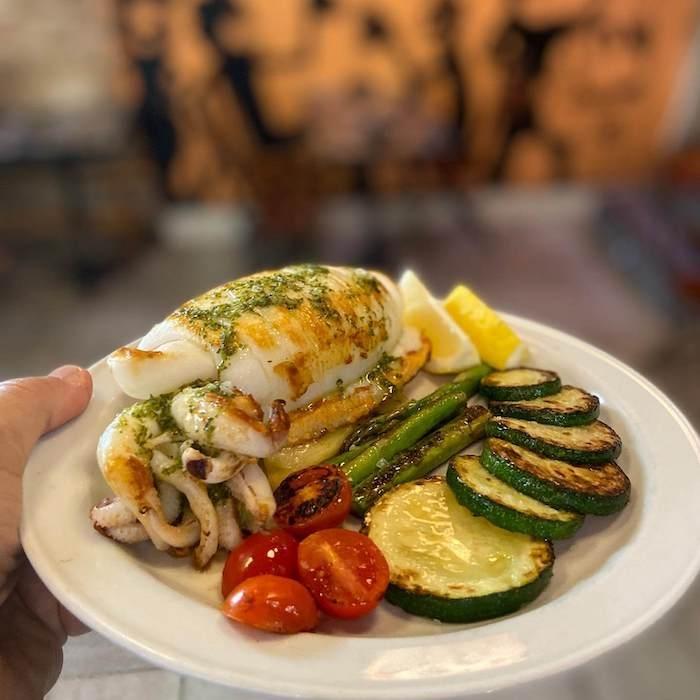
4, 202, 699, 699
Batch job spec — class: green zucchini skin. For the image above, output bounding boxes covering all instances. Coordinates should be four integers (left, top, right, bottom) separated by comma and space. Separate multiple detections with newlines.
365, 477, 554, 624
480, 369, 561, 401
489, 386, 600, 427
446, 462, 584, 540
481, 440, 630, 516
485, 417, 621, 464
384, 566, 553, 624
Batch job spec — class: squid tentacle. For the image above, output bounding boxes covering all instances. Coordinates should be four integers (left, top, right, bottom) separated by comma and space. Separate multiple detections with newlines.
215, 494, 243, 551
227, 461, 276, 533
150, 451, 219, 569
96, 387, 282, 567
181, 442, 250, 484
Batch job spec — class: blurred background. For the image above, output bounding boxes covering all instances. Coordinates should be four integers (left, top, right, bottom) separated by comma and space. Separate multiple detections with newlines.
1, 1, 699, 698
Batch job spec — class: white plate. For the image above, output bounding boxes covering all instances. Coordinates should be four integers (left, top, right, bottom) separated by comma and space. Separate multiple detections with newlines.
21, 315, 700, 699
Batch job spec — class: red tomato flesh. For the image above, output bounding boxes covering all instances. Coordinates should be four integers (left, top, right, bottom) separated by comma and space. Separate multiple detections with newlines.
274, 465, 352, 539
222, 575, 319, 634
221, 530, 298, 598
297, 529, 390, 619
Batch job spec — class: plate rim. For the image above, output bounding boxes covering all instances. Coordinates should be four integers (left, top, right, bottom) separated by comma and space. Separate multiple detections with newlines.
21, 312, 700, 698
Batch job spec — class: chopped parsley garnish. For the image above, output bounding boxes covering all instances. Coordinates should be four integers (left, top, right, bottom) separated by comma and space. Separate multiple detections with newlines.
366, 352, 399, 393
130, 392, 181, 437
170, 265, 388, 372
207, 483, 231, 505
352, 269, 383, 295
174, 266, 334, 370
161, 459, 183, 476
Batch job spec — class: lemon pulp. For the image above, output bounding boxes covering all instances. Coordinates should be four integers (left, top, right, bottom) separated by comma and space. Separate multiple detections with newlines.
400, 271, 480, 374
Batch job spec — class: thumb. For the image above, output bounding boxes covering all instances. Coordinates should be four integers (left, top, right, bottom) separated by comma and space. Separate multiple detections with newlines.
0, 366, 93, 475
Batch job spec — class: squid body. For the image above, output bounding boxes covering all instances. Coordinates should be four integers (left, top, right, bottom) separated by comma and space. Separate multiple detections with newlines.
92, 265, 428, 568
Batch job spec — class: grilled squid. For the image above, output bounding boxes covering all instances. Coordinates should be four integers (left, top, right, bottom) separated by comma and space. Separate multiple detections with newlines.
91, 498, 149, 544
93, 265, 433, 568
107, 266, 403, 410
181, 442, 251, 484
214, 494, 243, 551
90, 481, 194, 546
97, 402, 199, 552
150, 450, 219, 569
171, 383, 289, 459
227, 462, 276, 533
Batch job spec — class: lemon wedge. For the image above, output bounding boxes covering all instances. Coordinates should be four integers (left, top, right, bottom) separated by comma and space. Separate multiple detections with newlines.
443, 285, 527, 370
399, 270, 480, 374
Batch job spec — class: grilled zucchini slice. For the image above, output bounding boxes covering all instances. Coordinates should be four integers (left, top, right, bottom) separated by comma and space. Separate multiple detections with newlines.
364, 476, 554, 623
489, 385, 599, 427
481, 438, 630, 515
485, 416, 621, 464
447, 455, 584, 539
480, 368, 561, 401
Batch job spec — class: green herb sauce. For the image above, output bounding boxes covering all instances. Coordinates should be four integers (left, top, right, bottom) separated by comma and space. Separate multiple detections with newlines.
366, 352, 399, 394
207, 483, 231, 505
171, 265, 388, 372
130, 392, 181, 437
173, 265, 338, 370
161, 458, 183, 476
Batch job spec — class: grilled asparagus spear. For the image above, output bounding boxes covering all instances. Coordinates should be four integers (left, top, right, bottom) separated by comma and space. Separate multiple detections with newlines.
342, 391, 469, 486
342, 364, 491, 451
352, 405, 490, 515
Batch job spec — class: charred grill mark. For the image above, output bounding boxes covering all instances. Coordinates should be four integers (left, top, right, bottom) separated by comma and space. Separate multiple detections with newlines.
461, 405, 489, 423
105, 455, 156, 507
237, 315, 276, 349
360, 407, 487, 492
390, 572, 455, 595
273, 464, 336, 502
274, 465, 344, 525
204, 390, 265, 422
484, 368, 559, 388
494, 441, 628, 496
292, 479, 341, 523
518, 386, 599, 412
110, 347, 164, 362
273, 353, 314, 400
230, 393, 264, 421
491, 417, 620, 451
269, 399, 290, 438
186, 458, 209, 480
490, 387, 600, 423
532, 542, 555, 569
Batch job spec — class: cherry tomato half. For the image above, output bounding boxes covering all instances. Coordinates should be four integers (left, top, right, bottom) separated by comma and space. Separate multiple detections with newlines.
222, 575, 319, 634
221, 530, 299, 598
274, 465, 352, 539
297, 528, 390, 619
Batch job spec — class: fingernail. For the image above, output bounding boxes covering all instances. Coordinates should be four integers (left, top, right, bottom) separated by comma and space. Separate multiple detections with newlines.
50, 365, 86, 387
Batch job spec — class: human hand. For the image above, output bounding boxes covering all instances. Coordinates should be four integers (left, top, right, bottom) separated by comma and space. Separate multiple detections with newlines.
0, 366, 93, 700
